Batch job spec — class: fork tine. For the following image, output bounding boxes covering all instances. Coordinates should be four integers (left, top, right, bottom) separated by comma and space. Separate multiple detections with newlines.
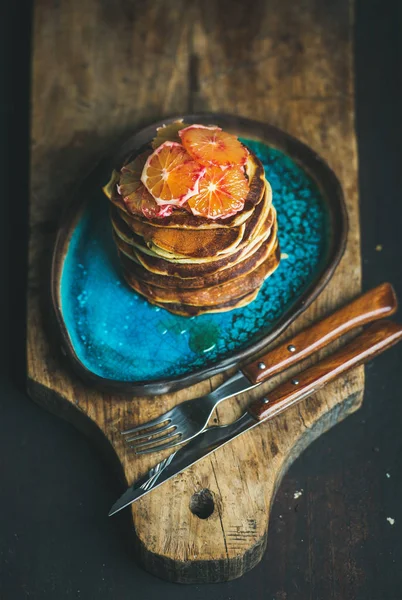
125, 423, 176, 444
121, 415, 172, 436
130, 429, 180, 450
133, 432, 183, 455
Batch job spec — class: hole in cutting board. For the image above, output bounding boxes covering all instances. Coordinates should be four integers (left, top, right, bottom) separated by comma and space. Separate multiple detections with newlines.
189, 489, 215, 519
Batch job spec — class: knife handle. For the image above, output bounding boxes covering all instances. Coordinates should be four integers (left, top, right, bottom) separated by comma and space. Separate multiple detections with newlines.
247, 320, 402, 422
242, 283, 397, 385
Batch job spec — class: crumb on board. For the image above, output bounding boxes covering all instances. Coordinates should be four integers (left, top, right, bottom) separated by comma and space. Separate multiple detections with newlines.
386, 473, 391, 479
375, 244, 383, 251
387, 517, 395, 526
293, 490, 304, 499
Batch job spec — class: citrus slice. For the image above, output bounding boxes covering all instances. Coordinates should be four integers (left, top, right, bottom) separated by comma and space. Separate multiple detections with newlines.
141, 141, 205, 206
179, 125, 249, 167
187, 165, 249, 220
102, 169, 120, 200
151, 121, 189, 149
119, 151, 173, 219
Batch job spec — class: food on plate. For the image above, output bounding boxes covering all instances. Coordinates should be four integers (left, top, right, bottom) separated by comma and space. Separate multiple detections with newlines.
103, 121, 280, 315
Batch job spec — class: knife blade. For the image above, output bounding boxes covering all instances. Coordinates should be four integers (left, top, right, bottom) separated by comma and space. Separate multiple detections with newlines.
109, 412, 256, 516
109, 320, 402, 516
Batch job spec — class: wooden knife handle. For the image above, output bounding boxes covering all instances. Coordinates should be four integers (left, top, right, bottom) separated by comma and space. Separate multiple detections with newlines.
242, 283, 397, 385
247, 320, 402, 422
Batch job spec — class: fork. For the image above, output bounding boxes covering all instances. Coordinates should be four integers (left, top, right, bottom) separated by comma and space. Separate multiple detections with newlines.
122, 283, 397, 454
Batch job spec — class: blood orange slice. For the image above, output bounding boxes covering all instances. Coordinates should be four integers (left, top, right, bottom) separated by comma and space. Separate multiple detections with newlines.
179, 125, 249, 167
187, 165, 249, 220
151, 121, 189, 149
119, 151, 173, 219
141, 141, 205, 206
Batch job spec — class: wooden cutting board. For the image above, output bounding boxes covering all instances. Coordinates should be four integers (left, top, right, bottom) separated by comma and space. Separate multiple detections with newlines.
28, 0, 362, 583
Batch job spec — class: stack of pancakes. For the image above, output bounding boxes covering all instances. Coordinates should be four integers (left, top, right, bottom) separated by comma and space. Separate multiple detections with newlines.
108, 147, 280, 316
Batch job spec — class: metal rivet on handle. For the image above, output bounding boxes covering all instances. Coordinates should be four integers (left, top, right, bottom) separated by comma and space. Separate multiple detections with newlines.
291, 378, 299, 385
287, 344, 296, 352
263, 398, 270, 404
258, 362, 266, 370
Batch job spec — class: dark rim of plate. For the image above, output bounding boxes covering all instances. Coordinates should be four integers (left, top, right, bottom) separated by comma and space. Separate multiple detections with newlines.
50, 113, 348, 396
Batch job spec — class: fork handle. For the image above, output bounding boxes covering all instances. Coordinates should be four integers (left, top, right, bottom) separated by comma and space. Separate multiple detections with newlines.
247, 320, 402, 422
242, 283, 397, 385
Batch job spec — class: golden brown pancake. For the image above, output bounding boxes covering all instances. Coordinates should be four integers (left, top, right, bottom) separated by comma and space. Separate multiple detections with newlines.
121, 244, 281, 315
116, 216, 278, 290
125, 202, 275, 278
116, 207, 275, 281
111, 182, 273, 268
114, 211, 246, 259
121, 239, 279, 307
149, 289, 260, 316
111, 192, 256, 230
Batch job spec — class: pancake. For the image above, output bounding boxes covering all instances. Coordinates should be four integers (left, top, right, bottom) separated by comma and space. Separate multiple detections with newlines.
111, 180, 273, 267
109, 149, 265, 230
104, 133, 280, 316
126, 197, 274, 277
121, 243, 281, 316
116, 215, 278, 290
111, 208, 247, 259
121, 239, 280, 307
111, 192, 256, 230
130, 206, 275, 279
117, 214, 247, 259
149, 289, 260, 316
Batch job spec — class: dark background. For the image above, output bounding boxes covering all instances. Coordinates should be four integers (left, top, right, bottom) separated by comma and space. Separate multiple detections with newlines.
1, 1, 402, 599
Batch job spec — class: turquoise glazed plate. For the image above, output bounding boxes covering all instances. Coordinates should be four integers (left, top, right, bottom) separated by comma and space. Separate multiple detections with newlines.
51, 114, 347, 395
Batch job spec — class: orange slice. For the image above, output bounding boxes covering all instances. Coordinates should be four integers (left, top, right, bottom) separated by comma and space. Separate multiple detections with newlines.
119, 151, 173, 219
102, 169, 120, 200
141, 141, 205, 206
187, 165, 249, 220
151, 121, 189, 149
179, 125, 249, 167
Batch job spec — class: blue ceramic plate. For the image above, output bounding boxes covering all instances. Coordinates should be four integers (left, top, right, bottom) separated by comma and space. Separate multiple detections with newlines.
51, 114, 347, 395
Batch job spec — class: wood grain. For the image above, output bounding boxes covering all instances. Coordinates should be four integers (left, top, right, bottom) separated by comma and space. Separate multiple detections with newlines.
28, 0, 363, 583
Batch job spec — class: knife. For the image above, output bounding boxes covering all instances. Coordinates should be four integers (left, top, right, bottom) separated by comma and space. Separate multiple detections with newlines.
110, 320, 402, 515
